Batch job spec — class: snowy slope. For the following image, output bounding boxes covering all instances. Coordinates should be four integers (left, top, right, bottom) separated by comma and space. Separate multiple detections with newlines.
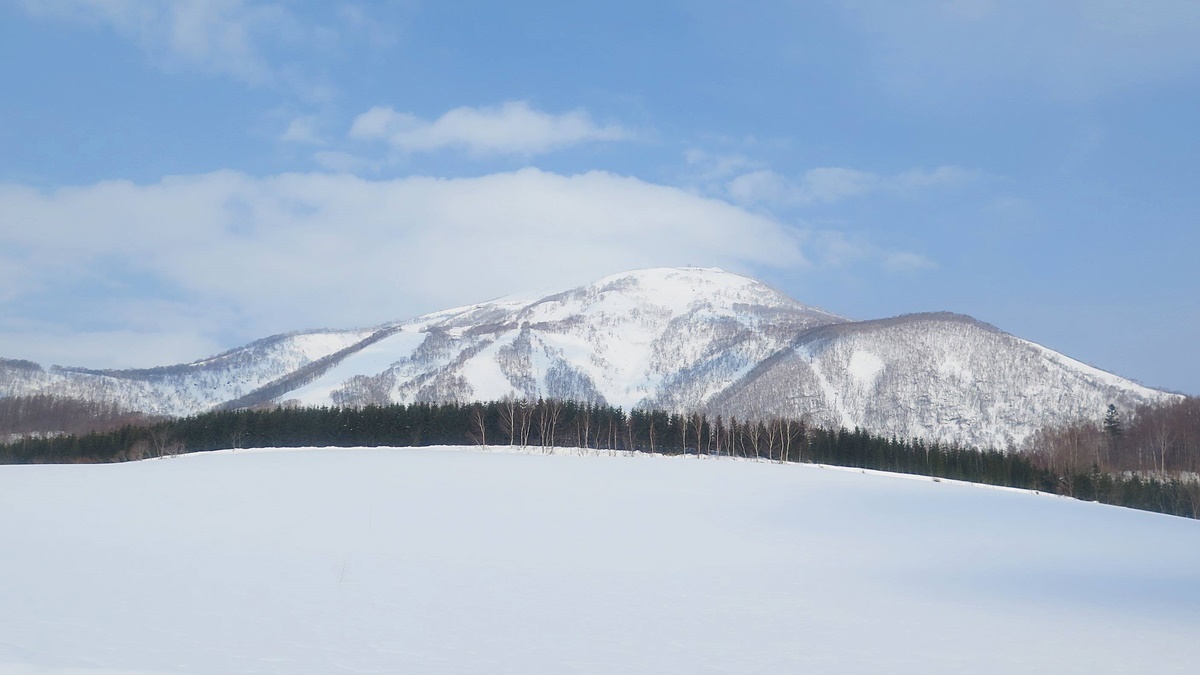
1, 446, 1197, 674
711, 313, 1176, 447
0, 328, 380, 416
297, 267, 844, 411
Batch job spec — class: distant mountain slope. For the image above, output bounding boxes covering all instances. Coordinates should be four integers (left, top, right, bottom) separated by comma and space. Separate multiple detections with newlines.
707, 312, 1173, 448
291, 267, 845, 411
0, 329, 380, 416
0, 267, 1178, 447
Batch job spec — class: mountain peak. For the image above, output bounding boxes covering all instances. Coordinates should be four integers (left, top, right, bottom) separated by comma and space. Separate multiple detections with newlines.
565, 266, 840, 319
590, 266, 760, 292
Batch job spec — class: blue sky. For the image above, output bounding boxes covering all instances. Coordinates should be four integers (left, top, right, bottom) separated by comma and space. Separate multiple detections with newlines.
0, 0, 1197, 395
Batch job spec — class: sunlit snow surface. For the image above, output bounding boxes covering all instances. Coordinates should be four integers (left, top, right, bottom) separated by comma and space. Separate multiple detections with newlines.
2, 447, 1198, 674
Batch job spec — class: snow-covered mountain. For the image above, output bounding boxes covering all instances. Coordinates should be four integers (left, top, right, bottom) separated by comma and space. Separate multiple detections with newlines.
0, 329, 381, 417
707, 312, 1173, 448
290, 267, 844, 413
0, 267, 1178, 447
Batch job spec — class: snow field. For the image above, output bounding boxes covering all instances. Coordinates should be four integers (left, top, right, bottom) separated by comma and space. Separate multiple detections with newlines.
1, 446, 1198, 674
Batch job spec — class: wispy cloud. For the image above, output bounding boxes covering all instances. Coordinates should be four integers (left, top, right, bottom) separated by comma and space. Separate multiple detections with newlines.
348, 101, 632, 156
801, 231, 936, 275
683, 149, 763, 183
883, 251, 938, 274
15, 0, 357, 97
279, 116, 324, 145
724, 165, 976, 208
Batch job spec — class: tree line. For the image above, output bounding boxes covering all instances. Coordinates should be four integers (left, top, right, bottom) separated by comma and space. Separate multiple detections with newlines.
1025, 398, 1200, 478
2, 396, 1198, 519
0, 394, 157, 440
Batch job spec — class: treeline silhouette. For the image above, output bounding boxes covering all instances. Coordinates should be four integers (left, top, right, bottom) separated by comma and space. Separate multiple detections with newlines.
0, 394, 157, 439
1027, 398, 1200, 476
1, 398, 1197, 519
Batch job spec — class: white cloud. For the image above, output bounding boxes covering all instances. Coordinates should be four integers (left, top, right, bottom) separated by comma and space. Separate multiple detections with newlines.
805, 230, 870, 269
311, 150, 376, 173
348, 101, 632, 155
883, 251, 938, 274
16, 0, 336, 94
797, 167, 879, 204
890, 166, 976, 192
799, 231, 937, 275
683, 149, 762, 182
725, 170, 788, 205
280, 116, 323, 144
0, 169, 806, 367
725, 165, 973, 207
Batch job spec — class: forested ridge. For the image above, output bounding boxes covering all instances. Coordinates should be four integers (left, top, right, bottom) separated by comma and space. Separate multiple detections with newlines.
3, 398, 1198, 519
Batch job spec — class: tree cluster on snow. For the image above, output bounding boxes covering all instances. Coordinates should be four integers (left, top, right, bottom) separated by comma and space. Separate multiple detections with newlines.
1026, 397, 1200, 481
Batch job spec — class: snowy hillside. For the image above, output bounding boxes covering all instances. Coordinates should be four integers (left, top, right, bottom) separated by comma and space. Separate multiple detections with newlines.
2, 446, 1197, 674
0, 328, 381, 416
0, 267, 1178, 447
296, 267, 843, 411
711, 313, 1174, 448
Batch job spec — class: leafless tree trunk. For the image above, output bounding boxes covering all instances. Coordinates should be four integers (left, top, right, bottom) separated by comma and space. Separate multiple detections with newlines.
1151, 416, 1177, 475
499, 395, 518, 446
229, 427, 245, 451
748, 421, 762, 460
729, 417, 742, 457
148, 427, 174, 458
517, 399, 533, 448
783, 418, 800, 462
547, 399, 561, 449
536, 400, 562, 451
469, 404, 487, 448
577, 405, 592, 449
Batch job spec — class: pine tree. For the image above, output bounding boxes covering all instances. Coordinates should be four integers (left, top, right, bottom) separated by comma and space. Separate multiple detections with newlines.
1103, 404, 1124, 439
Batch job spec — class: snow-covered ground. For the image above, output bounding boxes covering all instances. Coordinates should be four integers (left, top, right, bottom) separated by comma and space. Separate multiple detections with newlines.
2, 446, 1198, 674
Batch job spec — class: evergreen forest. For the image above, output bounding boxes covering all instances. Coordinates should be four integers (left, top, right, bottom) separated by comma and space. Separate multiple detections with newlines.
3, 398, 1198, 520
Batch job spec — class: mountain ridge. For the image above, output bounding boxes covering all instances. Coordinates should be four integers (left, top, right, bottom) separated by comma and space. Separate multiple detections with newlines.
0, 267, 1178, 448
